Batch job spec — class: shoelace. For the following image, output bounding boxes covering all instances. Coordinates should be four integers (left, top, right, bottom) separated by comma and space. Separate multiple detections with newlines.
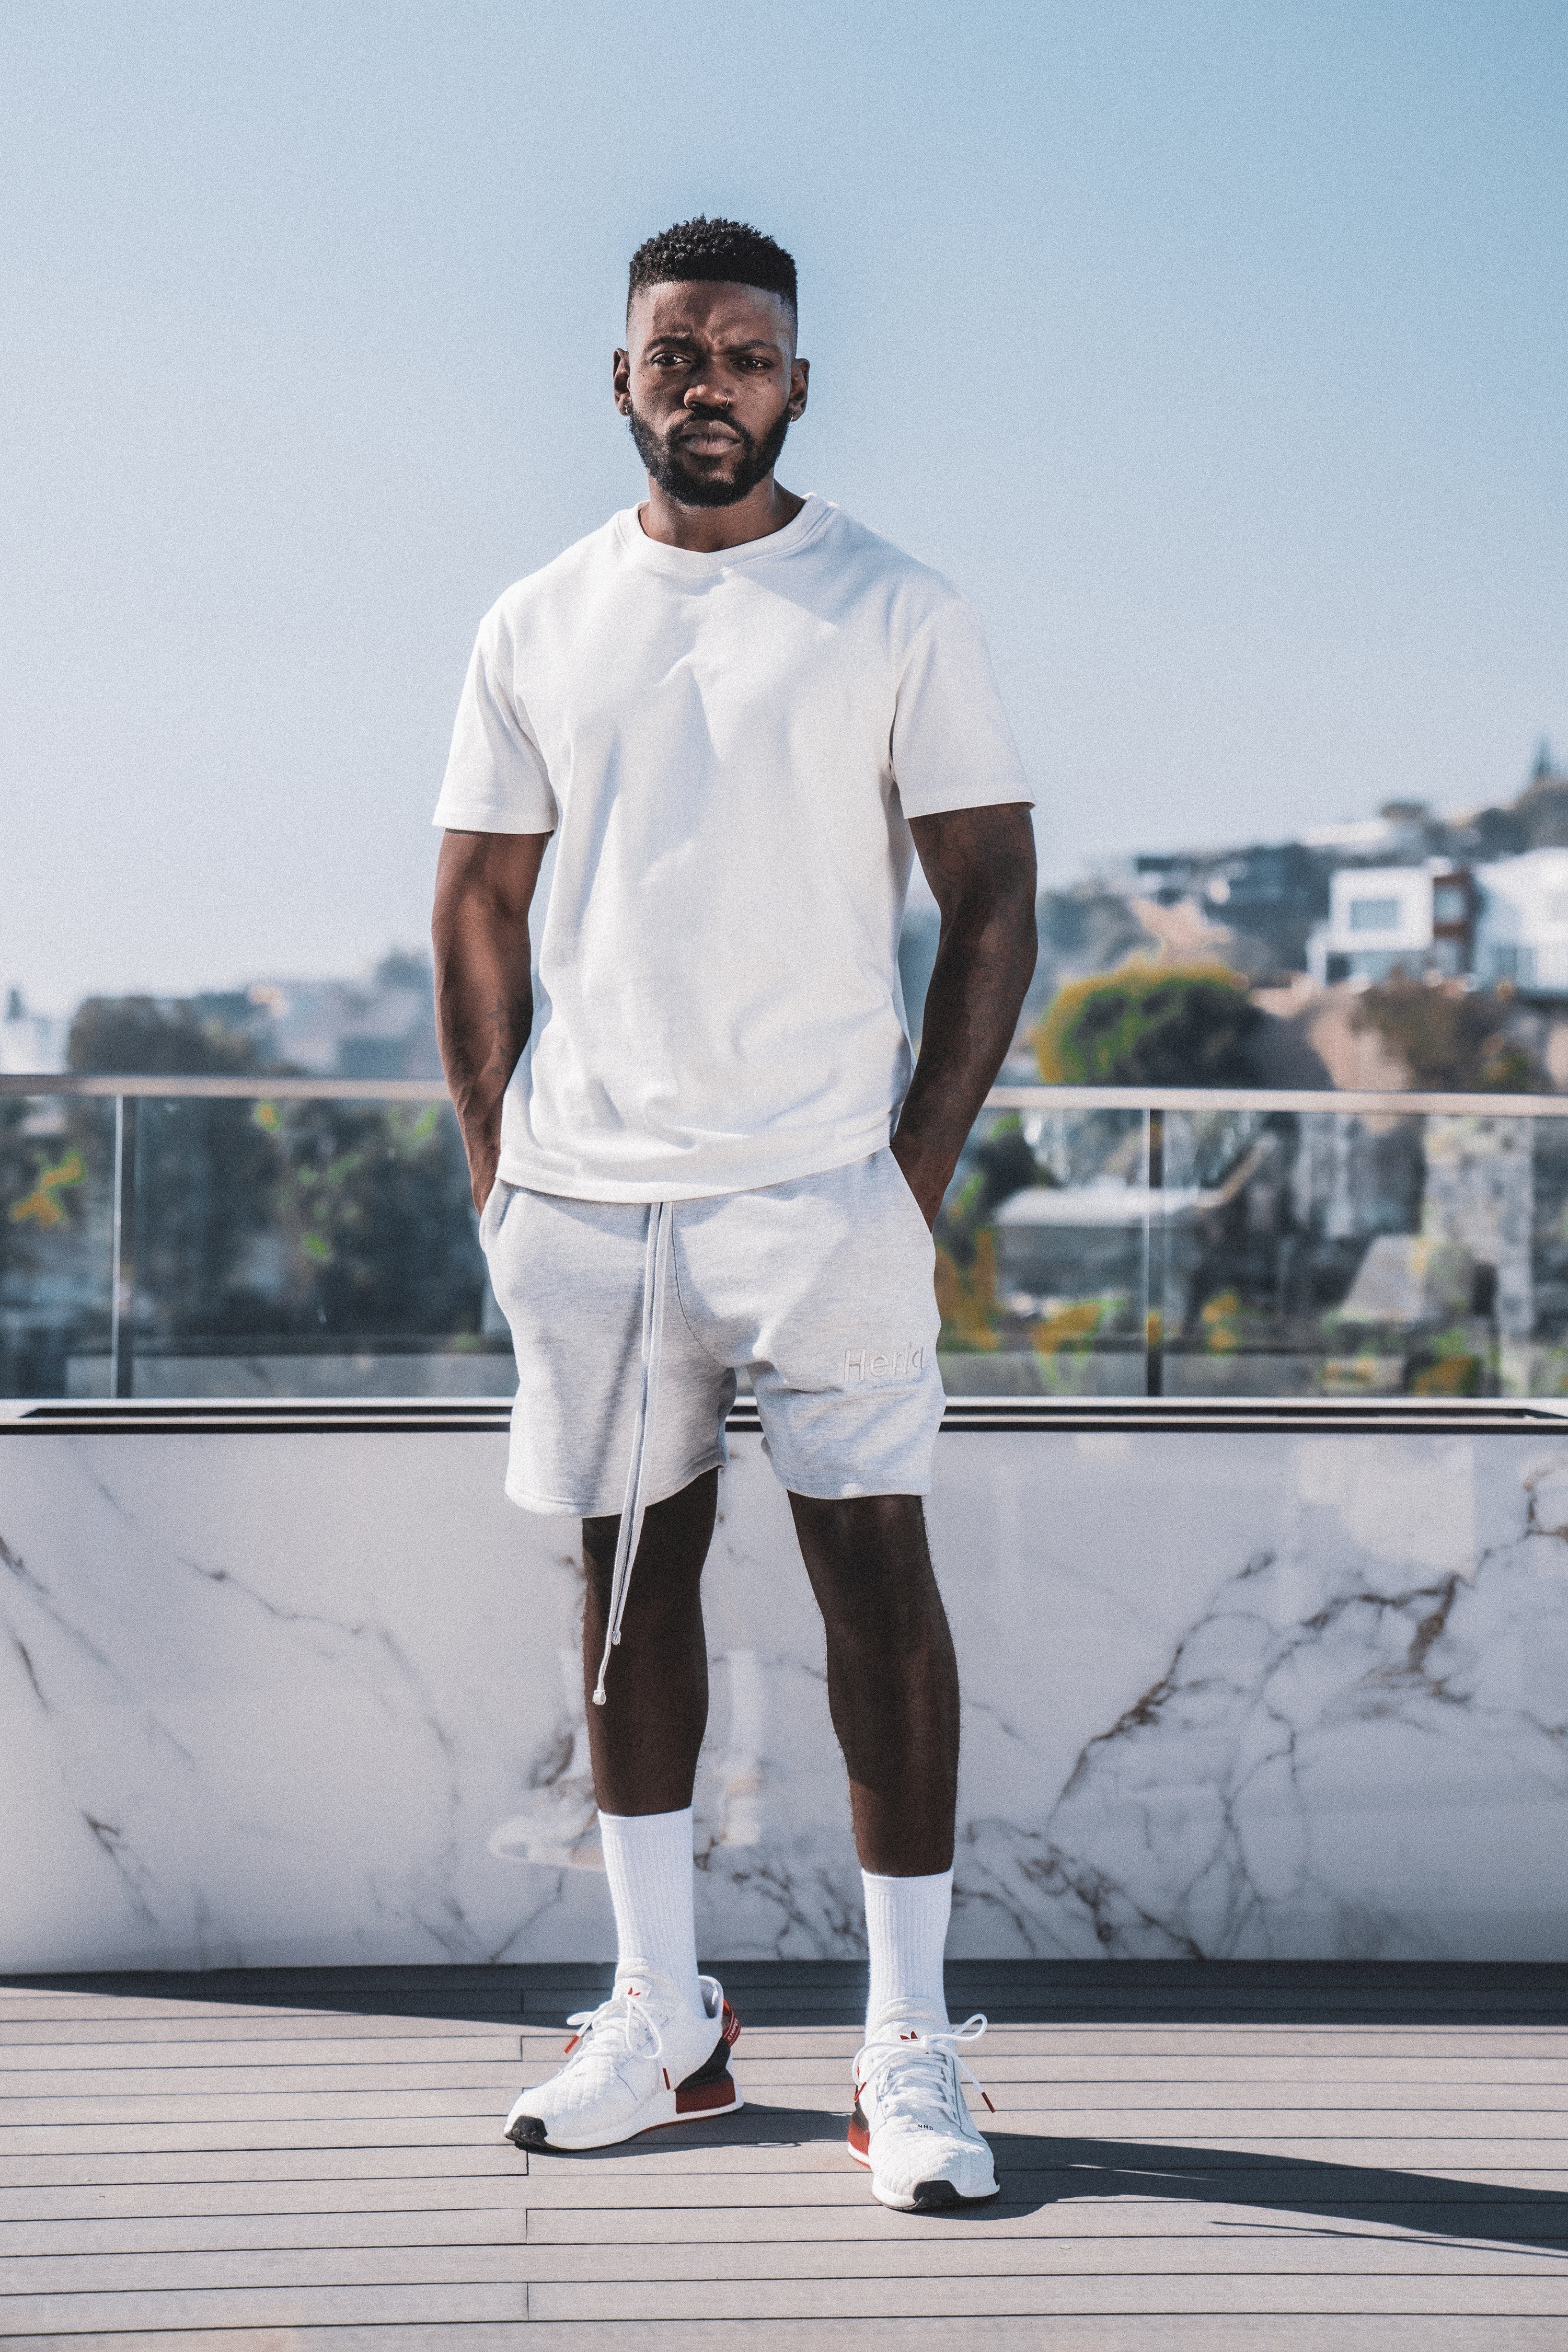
592, 1200, 674, 1706
856, 2012, 994, 2127
560, 1984, 666, 2070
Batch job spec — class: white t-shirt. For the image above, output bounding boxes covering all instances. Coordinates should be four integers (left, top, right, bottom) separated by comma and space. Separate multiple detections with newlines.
433, 493, 1033, 1202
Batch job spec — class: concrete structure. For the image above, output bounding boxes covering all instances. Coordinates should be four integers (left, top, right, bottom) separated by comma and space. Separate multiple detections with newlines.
8, 1396, 1568, 1971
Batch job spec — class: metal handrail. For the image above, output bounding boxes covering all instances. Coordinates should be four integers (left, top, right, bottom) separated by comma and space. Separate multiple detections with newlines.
7, 1074, 1568, 1117
0, 1074, 446, 1102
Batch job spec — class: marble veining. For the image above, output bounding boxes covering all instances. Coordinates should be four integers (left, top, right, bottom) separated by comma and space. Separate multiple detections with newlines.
3, 1421, 1568, 1968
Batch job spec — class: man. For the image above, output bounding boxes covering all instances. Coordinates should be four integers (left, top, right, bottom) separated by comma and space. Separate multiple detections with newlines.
432, 217, 1035, 2212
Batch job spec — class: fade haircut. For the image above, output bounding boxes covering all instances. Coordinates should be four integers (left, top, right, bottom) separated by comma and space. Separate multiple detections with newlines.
628, 217, 797, 320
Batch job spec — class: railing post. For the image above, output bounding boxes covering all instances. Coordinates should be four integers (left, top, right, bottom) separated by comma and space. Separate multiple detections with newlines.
1144, 1105, 1165, 1398
108, 1094, 137, 1400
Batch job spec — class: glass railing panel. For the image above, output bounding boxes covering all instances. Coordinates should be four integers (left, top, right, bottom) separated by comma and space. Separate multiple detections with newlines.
13, 1080, 1568, 1402
936, 1104, 1150, 1395
1, 1092, 117, 1398
1152, 1108, 1431, 1396
102, 1093, 513, 1400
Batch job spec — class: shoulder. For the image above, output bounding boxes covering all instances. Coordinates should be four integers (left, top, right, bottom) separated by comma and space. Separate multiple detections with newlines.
810, 504, 975, 648
474, 514, 627, 652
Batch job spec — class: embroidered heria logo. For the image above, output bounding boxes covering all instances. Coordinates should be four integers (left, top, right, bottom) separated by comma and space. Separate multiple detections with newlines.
843, 1346, 924, 1383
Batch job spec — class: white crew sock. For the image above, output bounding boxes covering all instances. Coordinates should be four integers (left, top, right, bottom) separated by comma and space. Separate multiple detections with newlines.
598, 1806, 705, 2019
862, 1866, 953, 2036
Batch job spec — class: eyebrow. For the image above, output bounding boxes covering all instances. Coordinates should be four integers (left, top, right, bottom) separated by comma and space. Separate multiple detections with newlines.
642, 332, 780, 351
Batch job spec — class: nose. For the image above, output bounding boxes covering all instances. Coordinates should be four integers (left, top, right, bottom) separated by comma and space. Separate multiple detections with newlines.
684, 377, 731, 411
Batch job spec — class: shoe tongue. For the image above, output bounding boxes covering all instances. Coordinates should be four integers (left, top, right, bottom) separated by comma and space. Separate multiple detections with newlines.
869, 1999, 950, 2041
612, 1966, 667, 2008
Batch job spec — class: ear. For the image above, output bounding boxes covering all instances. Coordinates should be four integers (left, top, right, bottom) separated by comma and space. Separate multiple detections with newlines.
612, 347, 632, 416
788, 356, 810, 420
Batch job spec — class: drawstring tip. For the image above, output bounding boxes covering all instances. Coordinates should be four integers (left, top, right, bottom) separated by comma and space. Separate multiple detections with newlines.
592, 1684, 607, 1707
610, 1629, 621, 1645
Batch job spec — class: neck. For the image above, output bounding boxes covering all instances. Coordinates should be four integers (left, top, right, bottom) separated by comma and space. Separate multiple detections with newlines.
638, 475, 805, 554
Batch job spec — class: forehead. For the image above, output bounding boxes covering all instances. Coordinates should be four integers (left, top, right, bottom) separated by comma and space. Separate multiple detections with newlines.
627, 278, 795, 352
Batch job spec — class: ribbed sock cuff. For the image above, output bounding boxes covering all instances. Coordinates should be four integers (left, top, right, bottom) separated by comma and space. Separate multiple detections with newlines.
862, 1865, 952, 2035
598, 1806, 704, 2019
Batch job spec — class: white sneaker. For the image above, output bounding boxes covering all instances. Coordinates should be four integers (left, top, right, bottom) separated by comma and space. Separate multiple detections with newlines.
847, 2009, 998, 2211
504, 1966, 741, 2151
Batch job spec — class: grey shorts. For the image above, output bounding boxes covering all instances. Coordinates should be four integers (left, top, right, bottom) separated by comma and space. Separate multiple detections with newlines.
480, 1148, 944, 1517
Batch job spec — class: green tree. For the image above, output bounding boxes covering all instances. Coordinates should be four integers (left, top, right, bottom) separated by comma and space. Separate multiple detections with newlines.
1033, 961, 1262, 1086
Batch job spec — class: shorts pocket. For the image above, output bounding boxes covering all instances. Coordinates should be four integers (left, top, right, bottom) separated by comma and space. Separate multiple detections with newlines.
478, 1175, 513, 1251
881, 1148, 935, 1242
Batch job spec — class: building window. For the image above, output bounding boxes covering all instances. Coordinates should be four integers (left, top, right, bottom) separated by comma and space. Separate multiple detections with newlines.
1432, 883, 1468, 924
1490, 945, 1519, 982
1348, 897, 1401, 932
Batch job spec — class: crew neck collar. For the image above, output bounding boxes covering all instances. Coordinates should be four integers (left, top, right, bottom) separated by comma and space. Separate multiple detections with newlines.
615, 492, 833, 575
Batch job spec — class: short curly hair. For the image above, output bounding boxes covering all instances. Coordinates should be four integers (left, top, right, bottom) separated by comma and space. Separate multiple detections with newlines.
628, 216, 797, 317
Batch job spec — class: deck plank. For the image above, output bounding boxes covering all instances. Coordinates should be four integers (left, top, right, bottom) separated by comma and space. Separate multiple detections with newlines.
3, 1962, 1566, 2342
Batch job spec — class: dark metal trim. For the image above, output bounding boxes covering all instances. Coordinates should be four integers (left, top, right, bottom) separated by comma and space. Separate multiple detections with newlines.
7, 1398, 1566, 1439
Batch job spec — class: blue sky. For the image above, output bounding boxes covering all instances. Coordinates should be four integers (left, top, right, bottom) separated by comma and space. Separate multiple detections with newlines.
3, 0, 1564, 1006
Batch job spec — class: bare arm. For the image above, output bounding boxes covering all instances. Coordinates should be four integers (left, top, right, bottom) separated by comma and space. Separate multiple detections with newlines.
432, 828, 551, 1212
892, 803, 1038, 1225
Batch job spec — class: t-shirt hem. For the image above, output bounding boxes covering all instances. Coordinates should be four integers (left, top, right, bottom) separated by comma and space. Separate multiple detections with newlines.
432, 798, 556, 835
495, 1125, 897, 1204
897, 781, 1036, 819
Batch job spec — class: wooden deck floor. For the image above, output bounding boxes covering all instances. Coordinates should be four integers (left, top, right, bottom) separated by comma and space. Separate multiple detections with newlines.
3, 1960, 1567, 2348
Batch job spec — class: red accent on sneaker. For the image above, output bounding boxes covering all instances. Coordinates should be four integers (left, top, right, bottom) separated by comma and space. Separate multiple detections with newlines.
674, 2073, 739, 2115
721, 2000, 742, 2048
663, 2068, 671, 2089
562, 2034, 580, 2055
982, 2091, 995, 2112
847, 2103, 871, 2159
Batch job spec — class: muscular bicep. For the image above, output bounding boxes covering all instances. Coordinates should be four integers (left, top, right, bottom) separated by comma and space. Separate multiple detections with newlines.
433, 828, 551, 929
907, 803, 1036, 923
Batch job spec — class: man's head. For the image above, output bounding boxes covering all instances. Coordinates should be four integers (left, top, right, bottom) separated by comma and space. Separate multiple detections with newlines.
615, 217, 808, 510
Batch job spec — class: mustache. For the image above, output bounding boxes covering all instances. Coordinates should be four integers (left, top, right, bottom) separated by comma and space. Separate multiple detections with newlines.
671, 409, 747, 444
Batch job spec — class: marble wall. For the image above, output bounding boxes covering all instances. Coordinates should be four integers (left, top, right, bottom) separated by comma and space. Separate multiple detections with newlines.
4, 1413, 1568, 1969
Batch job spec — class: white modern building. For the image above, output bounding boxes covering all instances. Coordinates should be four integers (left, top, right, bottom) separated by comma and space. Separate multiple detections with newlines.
1307, 861, 1474, 985
1471, 848, 1568, 995
0, 990, 66, 1075
1307, 847, 1568, 997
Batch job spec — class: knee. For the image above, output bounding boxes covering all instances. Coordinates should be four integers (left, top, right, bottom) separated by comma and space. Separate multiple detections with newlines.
793, 1493, 938, 1640
581, 1481, 713, 1620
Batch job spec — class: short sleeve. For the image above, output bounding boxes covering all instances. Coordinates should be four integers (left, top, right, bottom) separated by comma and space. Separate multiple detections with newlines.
890, 598, 1034, 821
432, 607, 559, 835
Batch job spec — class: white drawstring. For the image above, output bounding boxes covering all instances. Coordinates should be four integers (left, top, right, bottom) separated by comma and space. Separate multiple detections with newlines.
592, 1199, 674, 1707
560, 1984, 665, 2064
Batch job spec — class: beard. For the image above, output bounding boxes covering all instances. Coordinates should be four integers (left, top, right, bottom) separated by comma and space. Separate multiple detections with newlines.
628, 400, 792, 508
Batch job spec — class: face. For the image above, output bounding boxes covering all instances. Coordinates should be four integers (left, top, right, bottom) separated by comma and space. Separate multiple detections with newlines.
614, 280, 809, 508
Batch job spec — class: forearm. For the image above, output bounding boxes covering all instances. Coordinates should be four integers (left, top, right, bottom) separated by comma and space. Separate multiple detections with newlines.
893, 895, 1036, 1219
432, 845, 538, 1209
893, 806, 1037, 1223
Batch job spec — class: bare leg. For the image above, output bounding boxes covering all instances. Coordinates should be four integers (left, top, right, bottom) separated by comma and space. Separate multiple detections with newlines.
581, 1469, 718, 1817
788, 1492, 959, 1876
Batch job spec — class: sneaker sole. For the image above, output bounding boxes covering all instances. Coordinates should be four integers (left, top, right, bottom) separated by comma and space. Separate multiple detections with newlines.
506, 2068, 742, 2151
505, 2036, 743, 2154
